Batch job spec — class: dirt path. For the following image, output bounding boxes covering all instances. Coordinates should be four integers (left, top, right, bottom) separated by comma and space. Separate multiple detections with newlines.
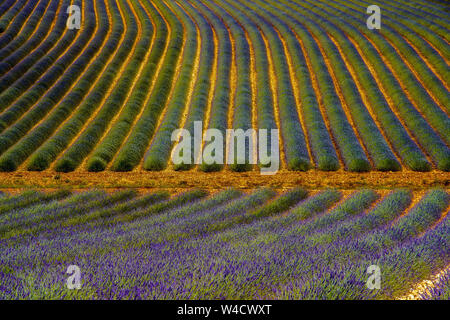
397, 265, 450, 300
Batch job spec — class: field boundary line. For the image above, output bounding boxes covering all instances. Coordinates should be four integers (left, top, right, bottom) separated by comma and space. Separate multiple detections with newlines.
347, 33, 435, 168
245, 24, 258, 171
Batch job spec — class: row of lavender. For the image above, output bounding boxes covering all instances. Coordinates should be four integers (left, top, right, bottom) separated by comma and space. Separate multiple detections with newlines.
0, 187, 448, 299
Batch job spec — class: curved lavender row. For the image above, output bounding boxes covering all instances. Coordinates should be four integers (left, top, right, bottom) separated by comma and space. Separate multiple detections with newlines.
25, 0, 131, 172
0, 0, 49, 61
141, 0, 200, 172
0, 0, 39, 51
285, 189, 379, 236
211, 187, 308, 232
193, 0, 232, 173
275, 208, 450, 299
0, 0, 127, 172
0, 190, 138, 239
304, 0, 450, 170
110, 0, 186, 172
372, 210, 450, 298
358, 189, 449, 251
207, 0, 253, 172
326, 0, 450, 113
0, 190, 106, 226
217, 189, 342, 243
354, 0, 449, 59
226, 0, 312, 171
177, 187, 277, 234
5, 188, 240, 246
0, 0, 110, 171
62, 190, 171, 227
0, 0, 83, 114
256, 0, 399, 171
156, 188, 276, 242
310, 189, 413, 245
0, 0, 27, 36
0, 0, 65, 86
112, 189, 208, 224
420, 268, 450, 300
0, 0, 16, 21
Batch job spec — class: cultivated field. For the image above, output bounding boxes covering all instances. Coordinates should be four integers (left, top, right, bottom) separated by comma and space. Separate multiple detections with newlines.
0, 0, 448, 174
0, 0, 448, 301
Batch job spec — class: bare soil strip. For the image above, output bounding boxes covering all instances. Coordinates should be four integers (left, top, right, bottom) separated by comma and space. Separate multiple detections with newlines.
246, 25, 259, 170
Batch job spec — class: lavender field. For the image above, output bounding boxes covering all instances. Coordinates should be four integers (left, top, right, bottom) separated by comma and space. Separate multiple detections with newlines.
0, 187, 448, 299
